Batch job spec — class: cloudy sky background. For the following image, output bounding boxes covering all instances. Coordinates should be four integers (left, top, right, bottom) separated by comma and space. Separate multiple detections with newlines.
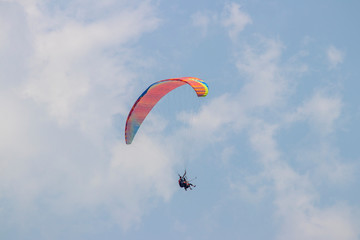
1, 0, 360, 239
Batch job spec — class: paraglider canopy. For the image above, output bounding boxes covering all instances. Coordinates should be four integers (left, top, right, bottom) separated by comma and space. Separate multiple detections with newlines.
125, 77, 209, 144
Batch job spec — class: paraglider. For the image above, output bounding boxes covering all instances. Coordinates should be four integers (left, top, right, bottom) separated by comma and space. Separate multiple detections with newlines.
125, 77, 208, 144
178, 170, 196, 191
125, 77, 208, 192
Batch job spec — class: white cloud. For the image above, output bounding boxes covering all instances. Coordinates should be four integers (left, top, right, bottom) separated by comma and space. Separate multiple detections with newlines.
306, 143, 355, 185
221, 2, 252, 41
277, 203, 360, 240
181, 38, 285, 141
191, 2, 251, 39
191, 11, 213, 36
301, 35, 314, 46
24, 1, 160, 130
0, 1, 32, 87
0, 0, 174, 234
240, 43, 358, 239
248, 119, 359, 240
327, 45, 344, 68
230, 172, 268, 203
286, 90, 342, 134
183, 34, 359, 239
237, 38, 286, 108
179, 94, 247, 138
1, 1, 359, 238
249, 121, 280, 164
103, 137, 175, 229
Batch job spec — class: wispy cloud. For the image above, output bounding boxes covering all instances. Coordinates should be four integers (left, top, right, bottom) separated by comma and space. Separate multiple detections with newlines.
1, 1, 359, 239
184, 34, 359, 238
24, 1, 160, 127
327, 45, 344, 68
277, 202, 360, 240
286, 90, 342, 134
236, 38, 286, 109
191, 11, 215, 37
249, 120, 359, 240
180, 38, 285, 137
221, 2, 252, 41
191, 2, 251, 40
0, 0, 170, 234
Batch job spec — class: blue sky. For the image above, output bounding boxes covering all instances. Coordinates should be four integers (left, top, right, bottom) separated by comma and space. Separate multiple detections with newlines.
1, 0, 360, 239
